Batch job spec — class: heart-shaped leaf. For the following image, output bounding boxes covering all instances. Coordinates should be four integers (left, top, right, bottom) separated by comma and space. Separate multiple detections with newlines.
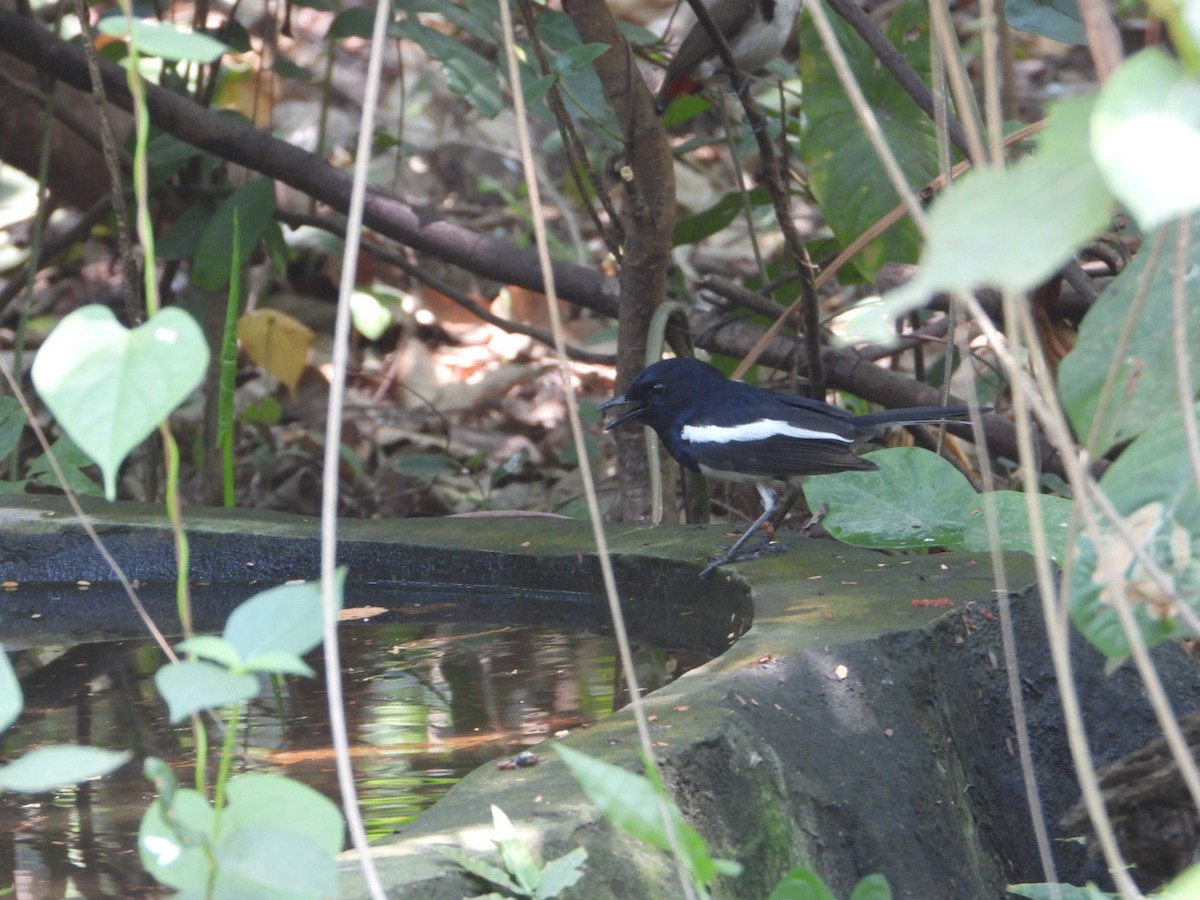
31, 306, 209, 499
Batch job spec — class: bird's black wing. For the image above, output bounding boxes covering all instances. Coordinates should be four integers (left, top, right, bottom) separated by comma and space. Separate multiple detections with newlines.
670, 387, 873, 480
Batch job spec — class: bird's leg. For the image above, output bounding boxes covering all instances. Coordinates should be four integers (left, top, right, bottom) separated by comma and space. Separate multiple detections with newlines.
699, 486, 779, 579
767, 484, 805, 534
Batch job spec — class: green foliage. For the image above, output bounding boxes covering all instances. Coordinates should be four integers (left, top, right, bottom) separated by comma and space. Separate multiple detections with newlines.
155, 578, 332, 722
30, 306, 210, 500
0, 744, 131, 793
0, 396, 24, 459
1058, 214, 1200, 457
555, 744, 741, 896
0, 647, 19, 733
800, 1, 939, 279
192, 179, 278, 291
1008, 883, 1122, 899
24, 435, 104, 496
768, 868, 892, 899
873, 97, 1113, 335
805, 448, 1073, 563
1091, 50, 1200, 230
440, 805, 588, 899
673, 187, 772, 247
1004, 0, 1086, 44
97, 16, 229, 63
141, 577, 345, 894
139, 768, 343, 898
0, 642, 130, 793
1068, 406, 1200, 663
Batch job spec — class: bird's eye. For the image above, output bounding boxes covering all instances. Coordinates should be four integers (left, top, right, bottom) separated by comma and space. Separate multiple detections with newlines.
649, 382, 666, 397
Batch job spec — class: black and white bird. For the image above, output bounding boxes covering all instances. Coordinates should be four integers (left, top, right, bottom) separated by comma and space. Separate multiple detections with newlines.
656, 0, 802, 110
600, 357, 979, 577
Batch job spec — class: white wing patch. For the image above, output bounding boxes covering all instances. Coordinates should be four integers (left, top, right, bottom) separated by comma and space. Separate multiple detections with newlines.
682, 419, 852, 445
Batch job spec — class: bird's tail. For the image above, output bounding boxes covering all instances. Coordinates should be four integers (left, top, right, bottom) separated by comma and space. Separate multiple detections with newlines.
854, 406, 981, 429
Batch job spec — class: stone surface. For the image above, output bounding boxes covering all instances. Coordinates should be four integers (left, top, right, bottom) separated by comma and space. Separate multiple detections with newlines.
2, 495, 1196, 898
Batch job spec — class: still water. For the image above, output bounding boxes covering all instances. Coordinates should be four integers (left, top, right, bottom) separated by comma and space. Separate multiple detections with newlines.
1, 593, 709, 898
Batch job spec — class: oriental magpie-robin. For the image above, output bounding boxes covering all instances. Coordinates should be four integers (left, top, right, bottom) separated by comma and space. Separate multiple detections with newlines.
600, 357, 979, 577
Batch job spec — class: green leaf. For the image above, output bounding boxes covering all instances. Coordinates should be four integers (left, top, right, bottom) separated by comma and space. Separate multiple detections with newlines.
767, 866, 837, 900
555, 744, 733, 885
491, 805, 541, 894
145, 132, 204, 189
1068, 406, 1200, 662
224, 577, 332, 664
215, 827, 337, 897
175, 634, 243, 669
223, 774, 344, 853
960, 490, 1075, 565
873, 97, 1113, 335
25, 435, 103, 496
553, 42, 609, 75
327, 7, 391, 39
349, 290, 394, 340
1005, 0, 1086, 44
1007, 884, 1118, 900
534, 847, 587, 899
0, 396, 25, 459
192, 179, 277, 291
439, 847, 524, 895
1058, 214, 1200, 456
392, 452, 459, 480
31, 306, 209, 500
1091, 49, 1200, 231
240, 651, 314, 677
97, 17, 229, 62
395, 20, 504, 118
807, 448, 1073, 562
0, 745, 129, 793
806, 448, 977, 551
0, 650, 20, 733
800, 2, 938, 278
198, 775, 341, 896
139, 787, 215, 891
155, 659, 259, 723
157, 200, 216, 261
673, 187, 771, 246
849, 873, 894, 900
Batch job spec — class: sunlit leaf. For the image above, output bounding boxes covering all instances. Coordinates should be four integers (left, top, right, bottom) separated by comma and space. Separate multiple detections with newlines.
97, 17, 229, 62
155, 659, 258, 723
0, 650, 19, 733
0, 745, 129, 793
236, 308, 314, 395
873, 97, 1113, 333
31, 306, 209, 499
139, 788, 215, 890
767, 866, 837, 900
1091, 49, 1200, 231
175, 634, 242, 669
224, 576, 334, 664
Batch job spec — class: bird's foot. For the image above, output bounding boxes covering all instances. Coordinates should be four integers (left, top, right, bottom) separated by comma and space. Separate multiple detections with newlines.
698, 536, 789, 580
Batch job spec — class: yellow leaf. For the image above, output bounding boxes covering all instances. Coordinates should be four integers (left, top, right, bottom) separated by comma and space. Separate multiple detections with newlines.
236, 308, 313, 395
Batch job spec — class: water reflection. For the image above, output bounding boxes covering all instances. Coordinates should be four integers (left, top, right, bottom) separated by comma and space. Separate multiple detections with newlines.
1, 618, 707, 898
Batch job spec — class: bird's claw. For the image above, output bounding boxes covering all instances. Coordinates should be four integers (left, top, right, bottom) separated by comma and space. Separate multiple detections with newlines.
698, 537, 788, 579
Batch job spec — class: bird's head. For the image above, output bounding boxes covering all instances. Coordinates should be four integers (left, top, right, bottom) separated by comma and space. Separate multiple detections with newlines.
599, 357, 725, 432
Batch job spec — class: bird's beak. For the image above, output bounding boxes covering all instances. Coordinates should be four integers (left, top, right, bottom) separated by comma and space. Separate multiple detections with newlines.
598, 394, 645, 431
